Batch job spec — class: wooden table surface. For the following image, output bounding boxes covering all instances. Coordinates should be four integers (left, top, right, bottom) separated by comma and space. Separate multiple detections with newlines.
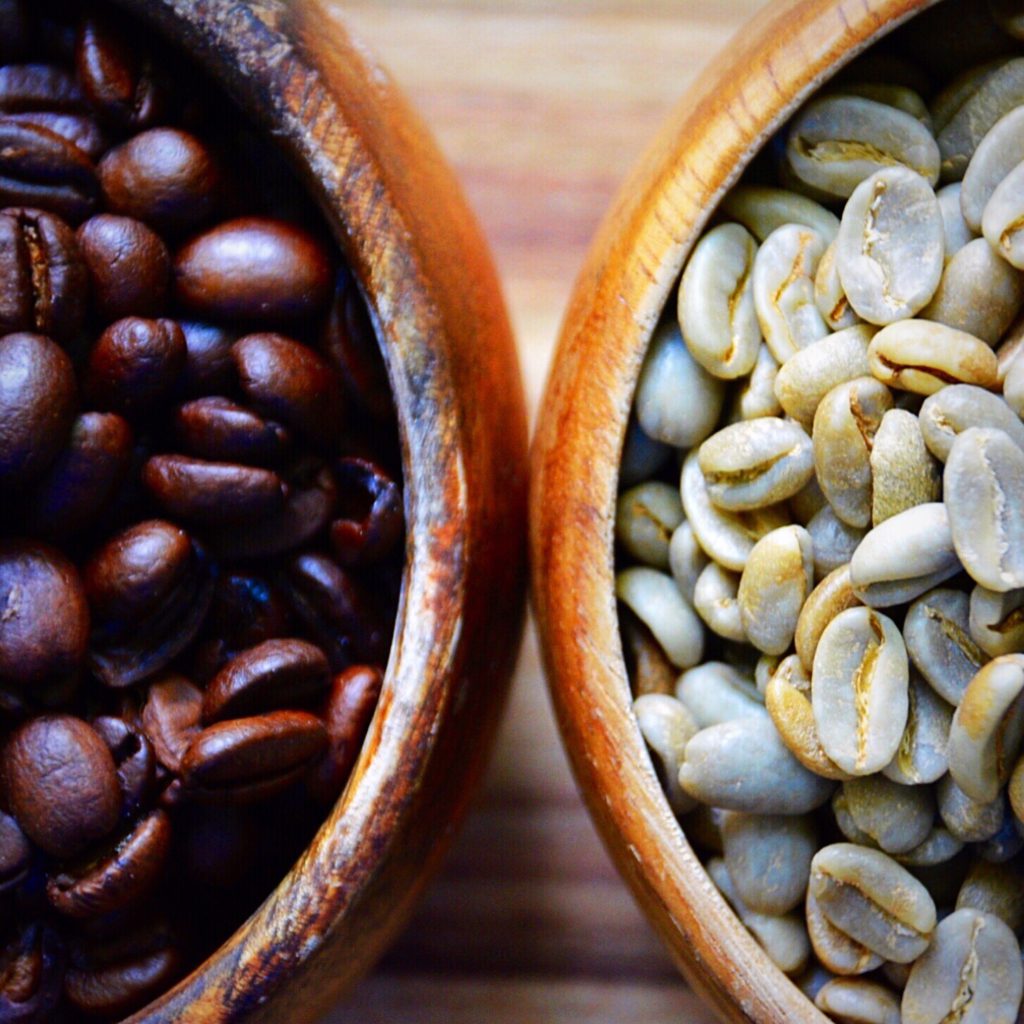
318, 2, 769, 1021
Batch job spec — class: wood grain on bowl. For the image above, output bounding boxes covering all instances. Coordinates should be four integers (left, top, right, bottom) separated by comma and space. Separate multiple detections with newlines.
531, 1, 940, 1023
109, 1, 527, 1021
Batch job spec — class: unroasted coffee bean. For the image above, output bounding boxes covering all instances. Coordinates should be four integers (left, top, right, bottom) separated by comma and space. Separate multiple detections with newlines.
3, 715, 120, 858
77, 213, 169, 320
99, 127, 219, 232
0, 331, 76, 486
175, 217, 331, 321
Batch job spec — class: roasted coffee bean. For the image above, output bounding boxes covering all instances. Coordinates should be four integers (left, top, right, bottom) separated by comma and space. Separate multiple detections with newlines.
177, 319, 236, 396
99, 127, 219, 232
0, 540, 88, 697
175, 217, 331, 321
23, 411, 132, 539
77, 214, 169, 320
202, 639, 330, 722
0, 119, 96, 223
0, 923, 64, 1022
0, 64, 84, 113
85, 316, 186, 417
90, 715, 154, 818
5, 110, 106, 160
180, 710, 328, 804
0, 810, 29, 893
142, 454, 285, 525
0, 206, 87, 342
3, 715, 120, 858
206, 572, 292, 652
140, 674, 202, 775
76, 15, 168, 131
0, 332, 76, 487
306, 665, 383, 806
330, 457, 403, 566
174, 396, 289, 467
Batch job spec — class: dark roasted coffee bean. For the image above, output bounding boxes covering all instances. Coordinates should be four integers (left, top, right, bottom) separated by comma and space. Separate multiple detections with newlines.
84, 520, 191, 632
0, 810, 29, 893
178, 319, 235, 396
85, 316, 186, 417
0, 923, 64, 1022
207, 572, 292, 650
180, 710, 327, 804
24, 412, 132, 539
0, 64, 84, 113
320, 267, 393, 421
202, 639, 330, 722
306, 665, 382, 806
176, 217, 331, 322
140, 674, 201, 775
203, 462, 336, 561
4, 111, 106, 160
76, 15, 168, 131
0, 119, 96, 223
0, 332, 76, 486
77, 214, 169, 320
90, 716, 154, 818
0, 541, 88, 695
3, 715, 120, 858
281, 552, 384, 668
142, 454, 286, 525
98, 127, 219, 232
0, 207, 87, 342
47, 809, 170, 919
233, 332, 344, 448
174, 396, 289, 466
330, 457, 403, 566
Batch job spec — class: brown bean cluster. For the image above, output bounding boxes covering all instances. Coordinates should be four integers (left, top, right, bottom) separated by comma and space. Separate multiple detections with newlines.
0, 2, 404, 1021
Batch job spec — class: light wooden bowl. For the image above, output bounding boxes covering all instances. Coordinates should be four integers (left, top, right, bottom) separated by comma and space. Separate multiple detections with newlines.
531, 1, 944, 1022
106, 1, 528, 1021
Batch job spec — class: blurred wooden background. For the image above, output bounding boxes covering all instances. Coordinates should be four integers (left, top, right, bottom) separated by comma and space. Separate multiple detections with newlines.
320, 2, 768, 1021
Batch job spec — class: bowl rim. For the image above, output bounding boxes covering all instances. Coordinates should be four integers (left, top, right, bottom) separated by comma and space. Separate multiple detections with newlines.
92, 1, 529, 1021
531, 1, 945, 1021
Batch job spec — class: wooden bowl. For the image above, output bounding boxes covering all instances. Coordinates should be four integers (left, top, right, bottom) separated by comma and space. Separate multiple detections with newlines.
531, 1, 945, 1022
104, 1, 528, 1021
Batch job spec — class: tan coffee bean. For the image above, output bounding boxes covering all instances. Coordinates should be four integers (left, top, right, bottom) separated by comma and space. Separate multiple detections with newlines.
719, 184, 840, 242
737, 525, 814, 656
812, 607, 909, 776
849, 503, 961, 608
621, 615, 676, 698
789, 474, 828, 526
867, 319, 999, 394
774, 324, 875, 427
921, 237, 1024, 344
835, 167, 945, 325
969, 584, 1024, 657
692, 563, 746, 643
919, 384, 1024, 462
841, 772, 934, 855
930, 58, 1013, 136
677, 223, 760, 379
752, 224, 829, 363
615, 481, 684, 570
785, 95, 941, 198
812, 377, 893, 528
902, 909, 1023, 1024
996, 309, 1024, 383
869, 409, 941, 526
814, 239, 862, 331
815, 978, 901, 1024
938, 774, 1007, 843
948, 654, 1024, 803
982, 159, 1024, 270
809, 843, 936, 963
1005, 347, 1024, 414
1009, 753, 1024, 826
615, 567, 704, 669
945, 428, 1024, 592
795, 564, 860, 673
805, 888, 883, 977
634, 693, 699, 816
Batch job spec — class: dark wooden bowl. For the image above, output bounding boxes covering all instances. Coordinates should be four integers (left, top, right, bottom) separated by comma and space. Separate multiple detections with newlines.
104, 1, 529, 1021
531, 1, 942, 1022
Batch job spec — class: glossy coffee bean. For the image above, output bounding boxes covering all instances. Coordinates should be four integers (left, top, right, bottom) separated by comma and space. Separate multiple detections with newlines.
0, 809, 30, 892
0, 64, 84, 113
0, 206, 87, 342
63, 937, 179, 1019
176, 218, 332, 322
143, 454, 286, 525
0, 332, 76, 486
47, 809, 171, 919
177, 319, 236, 396
330, 457, 403, 566
3, 715, 120, 858
76, 15, 168, 131
202, 639, 331, 722
24, 411, 132, 539
180, 710, 328, 803
0, 541, 88, 693
98, 127, 219, 232
77, 214, 169, 320
306, 665, 383, 805
140, 674, 202, 774
0, 922, 64, 1022
0, 118, 97, 223
174, 396, 289, 466
5, 110, 107, 160
90, 716, 154, 818
232, 332, 344, 447
85, 316, 186, 417
206, 572, 292, 651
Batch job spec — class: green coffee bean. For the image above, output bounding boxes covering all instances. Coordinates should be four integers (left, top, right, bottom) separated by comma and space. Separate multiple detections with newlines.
961, 105, 1024, 230
939, 774, 1007, 843
634, 693, 699, 816
615, 566, 705, 669
675, 661, 763, 728
919, 384, 1024, 462
969, 584, 1024, 657
615, 481, 683, 569
730, 342, 782, 421
692, 562, 746, 643
805, 887, 883, 977
719, 184, 840, 242
815, 240, 863, 331
936, 182, 976, 261
1005, 343, 1024, 412
956, 857, 1024, 931
881, 672, 953, 786
815, 977, 901, 1024
807, 506, 866, 579
894, 826, 964, 868
621, 614, 676, 697
620, 417, 671, 488
869, 408, 941, 526
982, 159, 1024, 270
990, 0, 1024, 39
841, 774, 935, 854
795, 564, 860, 673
